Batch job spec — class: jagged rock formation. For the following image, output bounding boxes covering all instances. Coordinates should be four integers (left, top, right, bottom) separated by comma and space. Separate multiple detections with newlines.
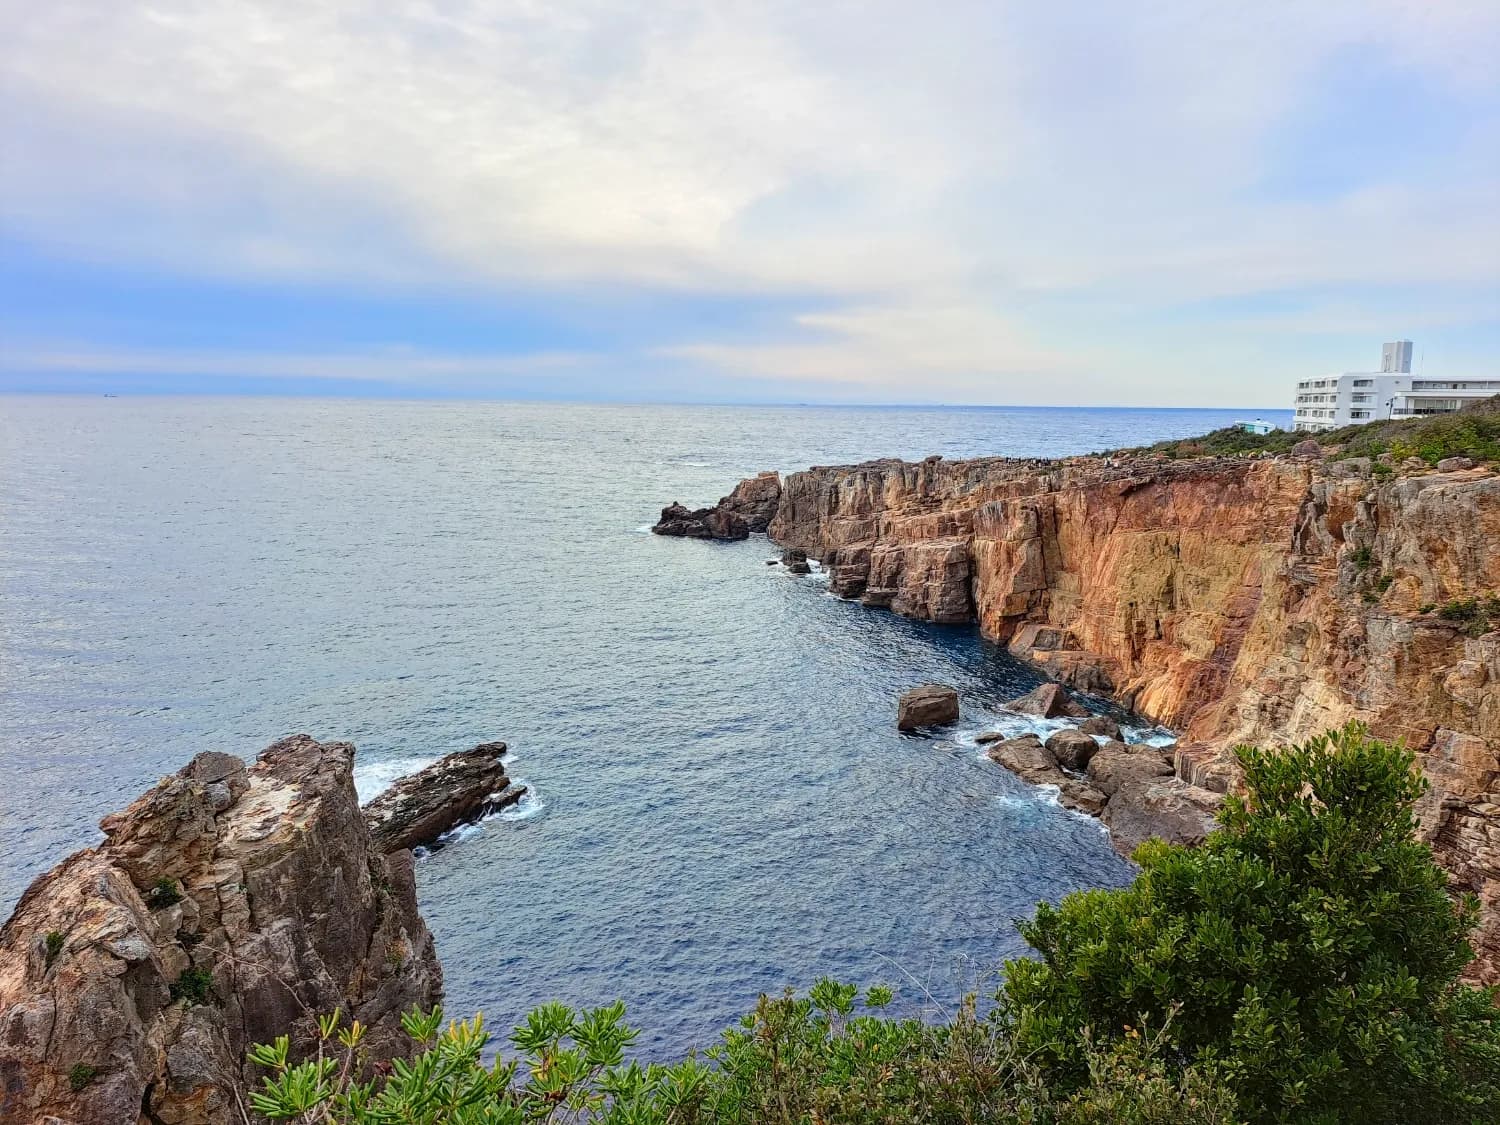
0, 736, 441, 1124
719, 471, 782, 532
364, 742, 525, 853
651, 502, 749, 540
652, 471, 782, 541
751, 450, 1500, 979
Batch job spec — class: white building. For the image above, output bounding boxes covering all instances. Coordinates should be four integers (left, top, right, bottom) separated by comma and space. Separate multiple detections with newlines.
1292, 341, 1500, 432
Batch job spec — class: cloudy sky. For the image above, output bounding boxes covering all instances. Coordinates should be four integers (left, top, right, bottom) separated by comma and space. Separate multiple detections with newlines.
2, 1, 1497, 405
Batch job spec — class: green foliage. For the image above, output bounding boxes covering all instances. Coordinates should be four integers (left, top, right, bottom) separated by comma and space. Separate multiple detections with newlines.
170, 967, 215, 1006
44, 930, 64, 968
68, 1063, 97, 1091
146, 877, 183, 909
1438, 595, 1500, 637
1349, 545, 1373, 569
250, 990, 1236, 1125
1003, 724, 1500, 1124
1130, 396, 1500, 465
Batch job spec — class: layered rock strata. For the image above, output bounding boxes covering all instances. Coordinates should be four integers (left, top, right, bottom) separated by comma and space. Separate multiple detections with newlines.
744, 451, 1500, 979
364, 741, 525, 853
0, 736, 442, 1124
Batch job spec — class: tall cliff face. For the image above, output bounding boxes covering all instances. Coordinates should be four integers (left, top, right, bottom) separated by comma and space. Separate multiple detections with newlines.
769, 453, 1500, 980
0, 736, 441, 1124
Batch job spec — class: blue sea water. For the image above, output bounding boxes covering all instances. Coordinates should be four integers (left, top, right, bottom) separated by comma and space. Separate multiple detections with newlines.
0, 398, 1289, 1056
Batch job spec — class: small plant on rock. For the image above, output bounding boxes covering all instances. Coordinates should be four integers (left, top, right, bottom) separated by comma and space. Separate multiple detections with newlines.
146, 877, 183, 909
170, 967, 215, 1006
44, 930, 64, 969
68, 1063, 97, 1092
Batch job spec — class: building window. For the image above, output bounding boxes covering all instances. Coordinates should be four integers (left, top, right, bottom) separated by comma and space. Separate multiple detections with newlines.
1353, 379, 1372, 387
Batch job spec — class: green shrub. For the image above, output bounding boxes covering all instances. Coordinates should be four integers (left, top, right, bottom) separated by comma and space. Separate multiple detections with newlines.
1439, 596, 1500, 636
146, 877, 183, 909
44, 930, 64, 969
1002, 724, 1500, 1124
1349, 545, 1374, 569
68, 1063, 97, 1092
249, 993, 1236, 1124
170, 967, 215, 1006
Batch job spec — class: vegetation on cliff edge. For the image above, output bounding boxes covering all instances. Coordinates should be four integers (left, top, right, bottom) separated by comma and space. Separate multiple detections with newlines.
1123, 393, 1500, 464
250, 725, 1500, 1124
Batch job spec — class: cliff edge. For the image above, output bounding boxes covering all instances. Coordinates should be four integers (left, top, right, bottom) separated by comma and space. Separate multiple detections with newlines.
710, 448, 1500, 980
0, 736, 442, 1124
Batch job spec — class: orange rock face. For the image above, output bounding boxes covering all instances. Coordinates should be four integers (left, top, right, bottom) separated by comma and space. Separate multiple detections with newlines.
769, 453, 1500, 980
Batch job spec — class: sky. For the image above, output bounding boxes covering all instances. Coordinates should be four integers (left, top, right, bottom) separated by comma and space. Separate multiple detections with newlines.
1, 1, 1497, 407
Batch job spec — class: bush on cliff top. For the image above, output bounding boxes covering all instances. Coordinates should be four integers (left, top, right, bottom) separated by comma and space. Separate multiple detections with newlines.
1134, 394, 1500, 465
251, 725, 1499, 1124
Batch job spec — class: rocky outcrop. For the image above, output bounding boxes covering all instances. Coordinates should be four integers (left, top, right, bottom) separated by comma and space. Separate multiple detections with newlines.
652, 502, 749, 540
652, 471, 782, 540
781, 547, 811, 574
364, 742, 525, 853
0, 736, 441, 1124
897, 684, 960, 730
985, 735, 1107, 816
738, 449, 1500, 978
719, 471, 782, 532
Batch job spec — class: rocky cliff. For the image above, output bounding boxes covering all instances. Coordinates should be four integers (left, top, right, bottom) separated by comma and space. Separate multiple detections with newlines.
0, 736, 443, 1124
761, 451, 1500, 980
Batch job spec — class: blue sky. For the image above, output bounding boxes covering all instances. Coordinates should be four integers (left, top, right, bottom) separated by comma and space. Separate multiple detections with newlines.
1, 2, 1497, 406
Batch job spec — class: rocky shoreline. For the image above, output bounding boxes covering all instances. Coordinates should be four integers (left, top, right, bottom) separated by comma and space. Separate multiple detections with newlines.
657, 444, 1500, 980
0, 738, 519, 1123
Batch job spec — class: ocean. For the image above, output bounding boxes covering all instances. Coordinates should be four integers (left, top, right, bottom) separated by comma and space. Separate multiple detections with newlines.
0, 397, 1290, 1056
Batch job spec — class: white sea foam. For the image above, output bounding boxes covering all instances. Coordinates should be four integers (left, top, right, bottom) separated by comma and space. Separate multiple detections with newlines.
353, 756, 434, 804
497, 784, 545, 821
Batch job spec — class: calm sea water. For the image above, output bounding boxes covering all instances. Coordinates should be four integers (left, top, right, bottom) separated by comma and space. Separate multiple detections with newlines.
0, 398, 1288, 1055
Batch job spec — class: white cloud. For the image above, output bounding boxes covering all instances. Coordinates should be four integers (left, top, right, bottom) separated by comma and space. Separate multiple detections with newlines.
1, 0, 1497, 400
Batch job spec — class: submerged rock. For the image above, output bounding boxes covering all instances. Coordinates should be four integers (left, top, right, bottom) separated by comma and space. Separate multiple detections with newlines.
897, 684, 960, 730
0, 736, 440, 1124
363, 742, 524, 853
1004, 682, 1088, 719
651, 502, 749, 540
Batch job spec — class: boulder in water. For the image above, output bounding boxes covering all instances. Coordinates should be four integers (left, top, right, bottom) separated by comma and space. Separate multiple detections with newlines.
897, 684, 959, 730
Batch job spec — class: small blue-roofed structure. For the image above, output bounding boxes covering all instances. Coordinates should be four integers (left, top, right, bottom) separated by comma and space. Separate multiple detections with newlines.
1234, 419, 1274, 435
